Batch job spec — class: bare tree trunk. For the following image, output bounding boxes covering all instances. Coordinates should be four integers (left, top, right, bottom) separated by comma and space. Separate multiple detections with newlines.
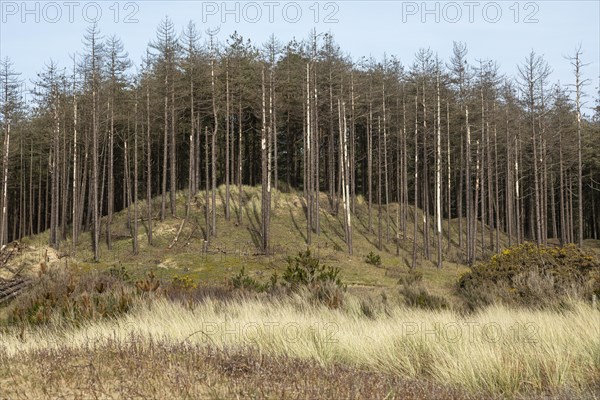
402, 88, 408, 240
493, 119, 500, 252
49, 90, 60, 249
368, 96, 373, 234
238, 97, 243, 224
170, 78, 177, 217
28, 142, 33, 237
551, 170, 558, 240
515, 133, 522, 244
473, 140, 481, 260
90, 49, 100, 260
313, 63, 320, 236
559, 118, 566, 245
61, 114, 70, 242
72, 93, 78, 252
107, 96, 114, 249
422, 78, 430, 260
338, 99, 352, 254
272, 63, 278, 192
435, 69, 442, 268
78, 135, 89, 237
205, 126, 210, 244
37, 158, 42, 235
225, 60, 230, 220
261, 66, 270, 254
465, 106, 472, 265
161, 72, 168, 222
211, 59, 217, 237
0, 121, 10, 248
99, 129, 108, 242
541, 132, 548, 245
305, 63, 312, 245
571, 49, 585, 247
412, 92, 419, 270
329, 71, 335, 211
124, 137, 131, 230
189, 65, 195, 208
568, 175, 574, 243
350, 72, 356, 213
146, 79, 153, 245
377, 116, 382, 250
446, 101, 452, 250
133, 92, 139, 254
396, 94, 401, 255
532, 111, 542, 245
479, 86, 486, 252
382, 83, 390, 243
505, 107, 513, 246
458, 137, 464, 251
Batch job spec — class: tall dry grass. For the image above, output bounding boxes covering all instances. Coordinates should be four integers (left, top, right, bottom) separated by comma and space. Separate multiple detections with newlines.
1, 294, 599, 398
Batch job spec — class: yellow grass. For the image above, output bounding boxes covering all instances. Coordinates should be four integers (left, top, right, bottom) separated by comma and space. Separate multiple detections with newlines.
2, 295, 598, 397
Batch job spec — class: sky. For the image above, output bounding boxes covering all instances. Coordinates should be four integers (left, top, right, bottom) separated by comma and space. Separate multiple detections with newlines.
1, 0, 599, 115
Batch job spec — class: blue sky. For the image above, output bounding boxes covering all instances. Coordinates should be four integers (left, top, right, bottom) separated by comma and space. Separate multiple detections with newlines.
1, 0, 598, 115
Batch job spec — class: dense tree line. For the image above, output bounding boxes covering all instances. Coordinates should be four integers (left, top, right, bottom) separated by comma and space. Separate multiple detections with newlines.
1, 20, 599, 266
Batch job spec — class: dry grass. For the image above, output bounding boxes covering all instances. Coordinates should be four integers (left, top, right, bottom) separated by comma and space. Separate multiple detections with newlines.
3, 186, 600, 399
0, 343, 481, 400
1, 295, 598, 399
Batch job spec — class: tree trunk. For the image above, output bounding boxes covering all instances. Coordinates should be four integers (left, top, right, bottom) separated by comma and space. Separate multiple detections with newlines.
225, 60, 231, 221
146, 79, 153, 245
435, 70, 442, 268
412, 92, 419, 270
211, 59, 218, 237
170, 78, 177, 217
133, 92, 139, 254
161, 71, 168, 222
338, 99, 352, 254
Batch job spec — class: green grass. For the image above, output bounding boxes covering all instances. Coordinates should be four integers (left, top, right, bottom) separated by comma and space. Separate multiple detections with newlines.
12, 184, 509, 304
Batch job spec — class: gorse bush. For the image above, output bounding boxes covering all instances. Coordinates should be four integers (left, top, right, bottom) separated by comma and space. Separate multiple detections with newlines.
458, 243, 600, 309
170, 274, 197, 290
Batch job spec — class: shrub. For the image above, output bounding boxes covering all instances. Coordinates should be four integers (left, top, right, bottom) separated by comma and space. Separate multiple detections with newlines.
281, 249, 344, 289
399, 286, 449, 310
227, 249, 346, 308
108, 265, 131, 282
364, 252, 382, 267
398, 269, 423, 286
170, 274, 197, 290
458, 243, 600, 309
228, 267, 269, 292
280, 249, 346, 308
8, 267, 134, 326
135, 271, 160, 293
310, 280, 345, 309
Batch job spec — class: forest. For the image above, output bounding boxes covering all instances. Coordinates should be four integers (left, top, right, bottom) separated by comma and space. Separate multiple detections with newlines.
1, 19, 599, 267
2, 17, 600, 399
